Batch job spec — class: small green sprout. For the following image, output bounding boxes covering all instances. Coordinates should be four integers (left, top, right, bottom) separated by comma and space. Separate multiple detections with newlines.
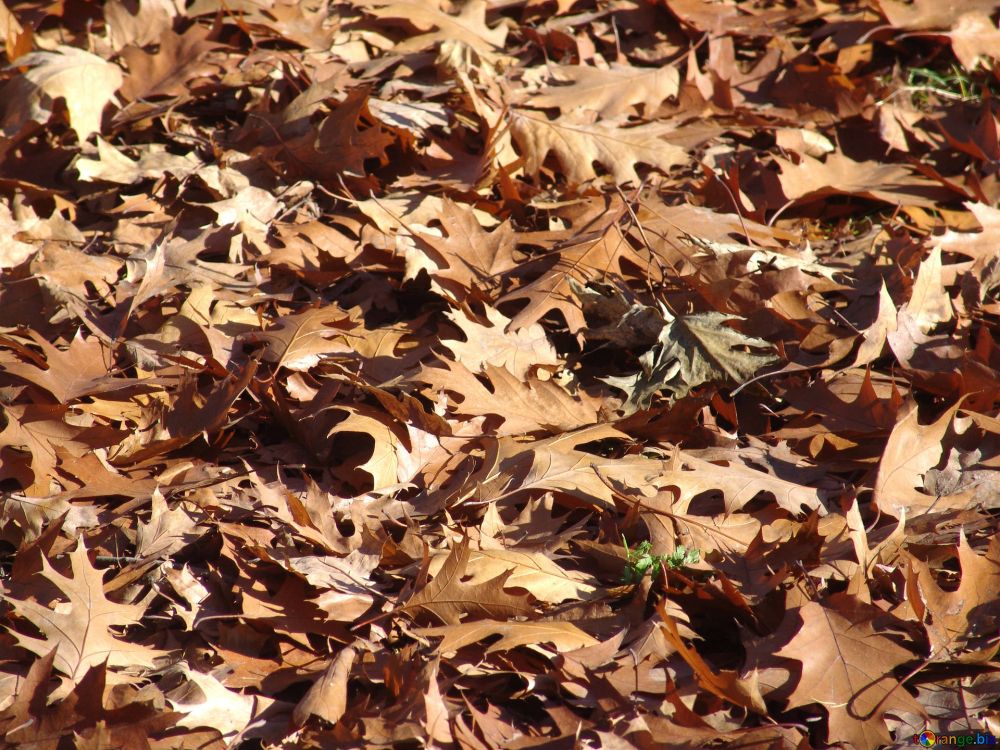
621, 538, 700, 584
904, 65, 994, 108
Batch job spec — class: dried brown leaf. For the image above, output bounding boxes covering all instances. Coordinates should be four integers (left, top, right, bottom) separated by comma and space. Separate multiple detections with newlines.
5, 540, 166, 686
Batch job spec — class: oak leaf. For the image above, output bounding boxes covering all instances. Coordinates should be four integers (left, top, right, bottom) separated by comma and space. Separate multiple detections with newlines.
769, 595, 925, 749
523, 63, 680, 118
0, 330, 146, 403
410, 199, 519, 292
5, 539, 166, 686
905, 534, 1000, 655
442, 306, 561, 380
904, 246, 954, 333
415, 619, 598, 654
356, 0, 508, 58
278, 89, 395, 183
949, 12, 1000, 70
510, 109, 688, 184
119, 25, 224, 101
325, 404, 403, 491
2, 46, 122, 140
773, 151, 947, 208
292, 646, 357, 728
75, 138, 202, 184
499, 222, 648, 332
398, 537, 536, 625
605, 312, 779, 411
668, 448, 828, 516
427, 545, 599, 604
0, 402, 91, 494
413, 358, 600, 436
876, 0, 1000, 30
873, 403, 959, 518
243, 305, 359, 371
658, 602, 766, 714
167, 662, 270, 738
474, 424, 652, 510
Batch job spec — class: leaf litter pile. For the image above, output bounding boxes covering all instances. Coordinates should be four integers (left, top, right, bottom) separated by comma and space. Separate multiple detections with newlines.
2, 1, 1000, 748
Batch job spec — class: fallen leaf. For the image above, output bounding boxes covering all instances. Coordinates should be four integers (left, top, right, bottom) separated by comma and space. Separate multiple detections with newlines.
873, 403, 960, 518
442, 305, 562, 379
605, 311, 779, 410
399, 537, 536, 625
5, 539, 166, 686
2, 45, 122, 140
510, 109, 689, 184
427, 545, 600, 604
356, 0, 508, 58
768, 595, 925, 749
415, 619, 598, 654
523, 63, 680, 118
292, 646, 357, 728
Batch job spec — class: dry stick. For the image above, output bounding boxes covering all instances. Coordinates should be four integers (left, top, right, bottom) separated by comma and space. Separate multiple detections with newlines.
703, 161, 758, 249
613, 180, 668, 299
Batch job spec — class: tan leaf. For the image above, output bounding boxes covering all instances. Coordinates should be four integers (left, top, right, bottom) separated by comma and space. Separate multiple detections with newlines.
442, 306, 561, 380
355, 0, 508, 57
243, 305, 359, 371
399, 537, 536, 625
31, 241, 122, 303
876, 0, 1000, 31
769, 595, 925, 749
412, 199, 519, 291
423, 658, 453, 745
415, 619, 598, 654
105, 0, 177, 50
905, 534, 1000, 655
904, 246, 954, 333
474, 424, 649, 510
934, 201, 1000, 268
413, 358, 600, 436
119, 25, 224, 101
0, 330, 142, 403
355, 190, 498, 234
291, 646, 357, 728
3, 46, 122, 140
0, 402, 88, 494
277, 89, 395, 182
949, 12, 1000, 70
499, 222, 648, 332
326, 405, 401, 491
773, 151, 947, 208
427, 546, 600, 604
667, 448, 827, 516
523, 63, 680, 118
135, 490, 197, 560
75, 138, 201, 184
0, 200, 36, 268
169, 662, 270, 737
873, 403, 959, 518
510, 109, 688, 184
658, 602, 766, 714
854, 281, 898, 366
5, 539, 166, 685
